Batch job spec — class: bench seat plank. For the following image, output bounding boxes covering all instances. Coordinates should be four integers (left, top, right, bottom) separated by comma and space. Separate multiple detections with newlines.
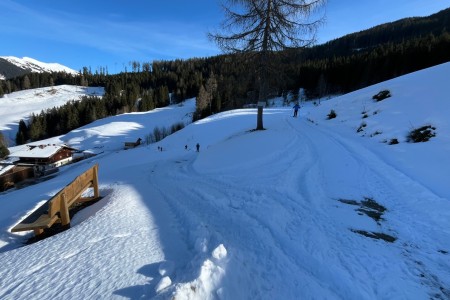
11, 214, 60, 232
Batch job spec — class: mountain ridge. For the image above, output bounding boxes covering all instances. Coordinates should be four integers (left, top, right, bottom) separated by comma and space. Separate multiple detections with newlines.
0, 56, 78, 80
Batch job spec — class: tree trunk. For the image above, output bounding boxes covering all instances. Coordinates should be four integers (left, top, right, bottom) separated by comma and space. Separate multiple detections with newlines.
254, 0, 273, 131
257, 105, 264, 130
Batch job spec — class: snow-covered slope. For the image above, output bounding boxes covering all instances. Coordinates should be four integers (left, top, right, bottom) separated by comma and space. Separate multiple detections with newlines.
0, 63, 449, 299
0, 56, 78, 79
0, 85, 104, 146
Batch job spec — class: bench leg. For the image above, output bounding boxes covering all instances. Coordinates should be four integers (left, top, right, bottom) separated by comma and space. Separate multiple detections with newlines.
93, 164, 100, 198
34, 228, 44, 236
60, 193, 71, 226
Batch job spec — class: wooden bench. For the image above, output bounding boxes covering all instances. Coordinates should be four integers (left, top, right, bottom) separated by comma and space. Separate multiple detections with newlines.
124, 138, 142, 150
11, 164, 100, 236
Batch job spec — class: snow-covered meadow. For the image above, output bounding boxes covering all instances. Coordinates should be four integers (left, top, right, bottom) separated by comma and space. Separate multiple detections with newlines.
0, 63, 449, 299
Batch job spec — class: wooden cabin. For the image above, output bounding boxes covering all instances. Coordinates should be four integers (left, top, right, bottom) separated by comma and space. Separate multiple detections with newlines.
1, 144, 86, 191
11, 144, 75, 165
8, 144, 77, 177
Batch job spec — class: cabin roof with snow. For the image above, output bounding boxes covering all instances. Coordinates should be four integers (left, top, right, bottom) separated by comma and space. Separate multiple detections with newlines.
0, 164, 15, 176
9, 144, 76, 159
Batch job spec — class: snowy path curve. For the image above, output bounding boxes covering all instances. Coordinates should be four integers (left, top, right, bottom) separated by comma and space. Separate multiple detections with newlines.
147, 115, 450, 299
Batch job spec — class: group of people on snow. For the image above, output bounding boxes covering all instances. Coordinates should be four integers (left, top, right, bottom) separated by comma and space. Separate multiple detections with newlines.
183, 143, 200, 152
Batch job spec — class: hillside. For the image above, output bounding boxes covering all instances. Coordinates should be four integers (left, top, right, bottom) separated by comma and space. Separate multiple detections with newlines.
0, 85, 104, 146
0, 58, 27, 80
0, 62, 449, 299
309, 7, 450, 58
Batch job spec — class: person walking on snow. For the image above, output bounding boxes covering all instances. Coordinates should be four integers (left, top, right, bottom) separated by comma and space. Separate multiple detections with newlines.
196, 143, 200, 152
293, 103, 300, 117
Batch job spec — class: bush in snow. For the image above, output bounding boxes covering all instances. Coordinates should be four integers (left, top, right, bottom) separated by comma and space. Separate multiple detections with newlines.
170, 122, 185, 133
388, 138, 399, 145
369, 130, 382, 137
146, 122, 185, 144
357, 122, 367, 133
407, 125, 436, 143
327, 109, 337, 119
372, 90, 391, 102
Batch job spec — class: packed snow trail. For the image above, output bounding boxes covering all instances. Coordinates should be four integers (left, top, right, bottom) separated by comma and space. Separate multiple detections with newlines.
139, 113, 450, 299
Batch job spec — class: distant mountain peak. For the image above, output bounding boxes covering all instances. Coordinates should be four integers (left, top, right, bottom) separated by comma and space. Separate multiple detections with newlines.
0, 56, 78, 80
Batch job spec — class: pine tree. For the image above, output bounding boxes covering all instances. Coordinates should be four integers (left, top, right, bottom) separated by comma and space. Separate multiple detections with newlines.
65, 105, 80, 131
209, 0, 326, 130
15, 119, 29, 145
28, 114, 45, 141
156, 86, 170, 107
15, 130, 26, 146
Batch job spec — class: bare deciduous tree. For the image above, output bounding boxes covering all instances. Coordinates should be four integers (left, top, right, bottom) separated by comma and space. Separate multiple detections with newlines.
196, 84, 208, 117
210, 0, 326, 130
205, 72, 218, 114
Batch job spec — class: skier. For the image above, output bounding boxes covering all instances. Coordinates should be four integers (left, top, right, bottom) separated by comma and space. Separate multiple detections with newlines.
293, 103, 300, 117
196, 143, 200, 152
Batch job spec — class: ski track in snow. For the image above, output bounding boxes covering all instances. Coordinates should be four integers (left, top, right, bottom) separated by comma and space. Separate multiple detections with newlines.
297, 118, 450, 299
127, 114, 449, 299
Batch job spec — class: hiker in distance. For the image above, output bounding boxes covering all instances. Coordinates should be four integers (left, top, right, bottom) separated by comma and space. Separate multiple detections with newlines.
196, 143, 200, 152
293, 103, 300, 117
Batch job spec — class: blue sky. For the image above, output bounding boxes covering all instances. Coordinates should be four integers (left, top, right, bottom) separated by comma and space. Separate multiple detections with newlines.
1, 0, 449, 73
